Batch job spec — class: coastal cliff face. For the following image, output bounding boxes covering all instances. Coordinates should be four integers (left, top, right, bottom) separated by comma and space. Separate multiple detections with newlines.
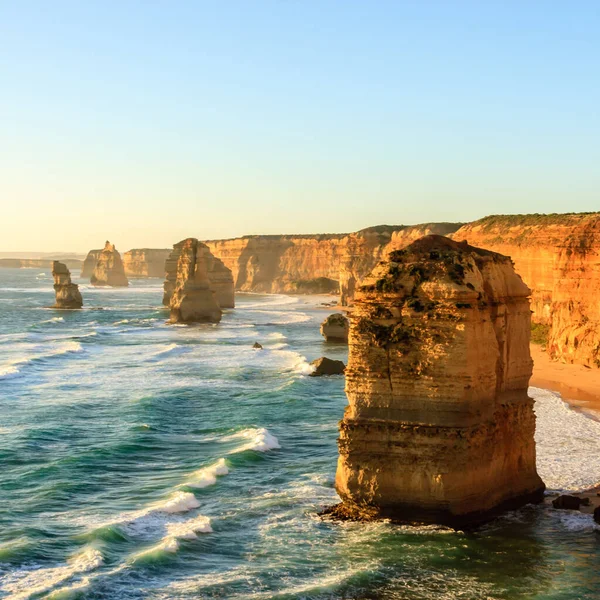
90, 242, 129, 287
204, 224, 462, 297
168, 238, 223, 323
164, 239, 234, 309
122, 249, 171, 278
452, 213, 600, 367
81, 250, 102, 278
333, 235, 544, 525
0, 258, 83, 270
52, 261, 83, 308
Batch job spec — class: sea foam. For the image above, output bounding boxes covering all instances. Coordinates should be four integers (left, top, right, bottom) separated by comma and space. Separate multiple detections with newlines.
225, 427, 281, 453
186, 458, 229, 488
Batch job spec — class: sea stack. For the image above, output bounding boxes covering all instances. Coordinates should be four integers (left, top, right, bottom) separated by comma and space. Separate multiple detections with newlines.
331, 235, 545, 526
320, 313, 349, 342
52, 261, 83, 308
81, 249, 102, 278
90, 241, 129, 287
168, 238, 223, 323
163, 238, 234, 309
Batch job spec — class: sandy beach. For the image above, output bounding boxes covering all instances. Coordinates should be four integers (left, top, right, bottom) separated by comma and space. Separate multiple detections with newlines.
531, 344, 600, 415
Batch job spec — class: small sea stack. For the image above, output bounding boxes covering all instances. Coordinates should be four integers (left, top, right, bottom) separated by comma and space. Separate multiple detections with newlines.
330, 235, 545, 526
52, 261, 83, 308
320, 313, 349, 342
168, 238, 223, 323
163, 239, 235, 309
90, 241, 129, 287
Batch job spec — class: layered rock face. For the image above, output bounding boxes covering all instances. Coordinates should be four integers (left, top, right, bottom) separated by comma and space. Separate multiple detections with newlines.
334, 235, 544, 526
320, 313, 349, 342
81, 249, 102, 278
452, 213, 600, 366
0, 258, 83, 270
90, 242, 129, 287
163, 239, 234, 309
166, 239, 223, 323
122, 249, 171, 278
52, 261, 83, 308
204, 224, 462, 297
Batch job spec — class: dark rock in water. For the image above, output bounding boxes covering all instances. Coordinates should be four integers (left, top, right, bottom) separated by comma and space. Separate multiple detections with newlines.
594, 506, 600, 524
309, 357, 346, 376
552, 495, 588, 510
253, 342, 263, 349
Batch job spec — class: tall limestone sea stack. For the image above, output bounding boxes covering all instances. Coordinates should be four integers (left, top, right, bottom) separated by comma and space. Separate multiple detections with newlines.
163, 238, 234, 309
52, 261, 83, 308
331, 235, 545, 526
90, 242, 129, 287
167, 238, 223, 323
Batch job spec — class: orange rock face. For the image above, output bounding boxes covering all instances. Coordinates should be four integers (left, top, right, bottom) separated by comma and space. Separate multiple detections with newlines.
90, 242, 129, 287
333, 235, 544, 526
52, 261, 83, 309
164, 239, 234, 310
204, 224, 462, 297
452, 213, 600, 367
122, 249, 171, 278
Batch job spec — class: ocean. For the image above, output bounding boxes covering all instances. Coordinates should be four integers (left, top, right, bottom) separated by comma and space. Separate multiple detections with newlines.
1, 268, 600, 599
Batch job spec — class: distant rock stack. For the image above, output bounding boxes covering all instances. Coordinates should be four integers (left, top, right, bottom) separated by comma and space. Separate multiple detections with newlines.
52, 261, 83, 308
167, 238, 223, 323
90, 242, 129, 287
330, 235, 545, 526
320, 313, 349, 342
81, 249, 102, 278
163, 239, 234, 309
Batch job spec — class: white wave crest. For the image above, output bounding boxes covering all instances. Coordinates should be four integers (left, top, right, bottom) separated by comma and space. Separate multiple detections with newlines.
0, 547, 103, 599
186, 458, 229, 489
225, 428, 281, 453
0, 341, 83, 380
159, 491, 201, 513
40, 316, 64, 324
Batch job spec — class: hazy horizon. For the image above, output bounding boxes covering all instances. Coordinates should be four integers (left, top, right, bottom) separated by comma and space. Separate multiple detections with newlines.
2, 1, 599, 252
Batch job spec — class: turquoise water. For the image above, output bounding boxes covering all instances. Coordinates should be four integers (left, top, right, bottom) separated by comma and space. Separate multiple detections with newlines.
1, 268, 600, 599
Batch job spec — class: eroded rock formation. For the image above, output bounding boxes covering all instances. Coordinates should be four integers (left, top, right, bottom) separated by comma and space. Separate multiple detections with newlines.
452, 213, 600, 367
320, 313, 349, 342
52, 261, 83, 308
81, 249, 102, 278
90, 242, 128, 287
331, 235, 545, 526
123, 249, 171, 278
310, 357, 346, 376
167, 238, 223, 323
163, 239, 234, 309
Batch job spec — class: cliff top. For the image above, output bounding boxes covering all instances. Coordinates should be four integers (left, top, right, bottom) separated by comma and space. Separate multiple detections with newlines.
459, 212, 600, 233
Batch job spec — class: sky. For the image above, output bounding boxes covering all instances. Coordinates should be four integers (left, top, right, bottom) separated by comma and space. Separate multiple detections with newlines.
1, 1, 599, 252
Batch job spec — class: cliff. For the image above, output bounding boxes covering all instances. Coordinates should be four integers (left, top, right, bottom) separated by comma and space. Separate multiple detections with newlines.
52, 261, 83, 309
204, 224, 462, 297
452, 213, 600, 367
331, 235, 544, 526
164, 239, 234, 309
122, 248, 171, 278
81, 249, 102, 278
90, 241, 129, 287
0, 258, 82, 270
168, 238, 223, 323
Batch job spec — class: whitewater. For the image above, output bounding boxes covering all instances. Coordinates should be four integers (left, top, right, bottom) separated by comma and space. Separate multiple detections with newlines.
1, 268, 600, 599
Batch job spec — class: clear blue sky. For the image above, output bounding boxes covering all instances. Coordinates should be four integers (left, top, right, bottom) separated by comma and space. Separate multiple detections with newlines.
1, 1, 599, 252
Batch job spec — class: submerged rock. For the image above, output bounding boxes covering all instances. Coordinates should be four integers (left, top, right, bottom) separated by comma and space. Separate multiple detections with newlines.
320, 313, 349, 342
90, 242, 128, 287
332, 235, 545, 526
552, 495, 589, 510
309, 357, 346, 376
52, 261, 83, 309
164, 239, 234, 309
253, 342, 263, 349
168, 239, 222, 324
